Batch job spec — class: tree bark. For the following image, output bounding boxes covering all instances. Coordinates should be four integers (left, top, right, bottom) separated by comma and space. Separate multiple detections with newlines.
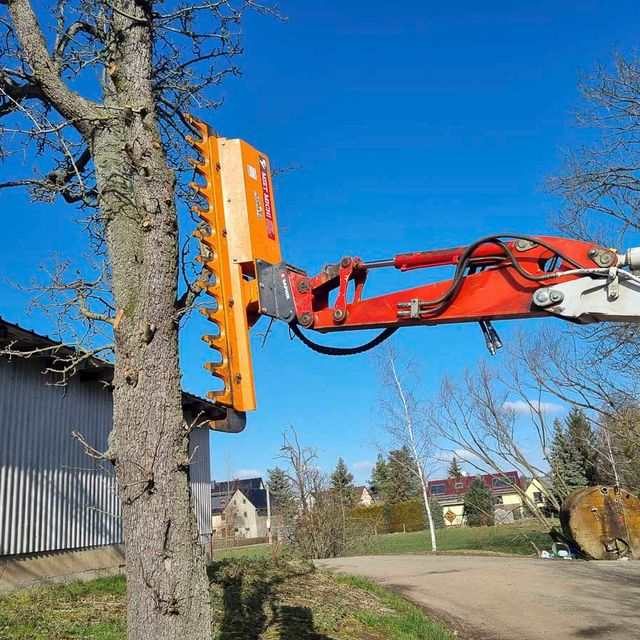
7, 0, 213, 636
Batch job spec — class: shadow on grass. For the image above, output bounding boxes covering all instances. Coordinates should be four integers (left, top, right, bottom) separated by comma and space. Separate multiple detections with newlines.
210, 559, 333, 640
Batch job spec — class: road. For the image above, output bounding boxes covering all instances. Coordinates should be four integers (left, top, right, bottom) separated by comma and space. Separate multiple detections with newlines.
316, 554, 640, 640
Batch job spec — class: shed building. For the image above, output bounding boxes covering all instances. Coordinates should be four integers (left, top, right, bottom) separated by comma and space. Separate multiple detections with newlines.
0, 317, 220, 589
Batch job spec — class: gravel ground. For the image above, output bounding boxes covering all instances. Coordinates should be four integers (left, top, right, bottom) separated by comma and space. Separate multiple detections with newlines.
316, 554, 640, 640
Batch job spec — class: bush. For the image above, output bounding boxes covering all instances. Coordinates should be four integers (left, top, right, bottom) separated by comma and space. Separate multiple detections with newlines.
349, 499, 427, 533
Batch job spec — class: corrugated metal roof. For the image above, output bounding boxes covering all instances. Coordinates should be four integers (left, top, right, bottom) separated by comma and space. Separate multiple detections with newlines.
0, 316, 224, 422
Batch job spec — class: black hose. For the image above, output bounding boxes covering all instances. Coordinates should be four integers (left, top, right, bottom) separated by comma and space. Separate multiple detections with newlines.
289, 322, 397, 356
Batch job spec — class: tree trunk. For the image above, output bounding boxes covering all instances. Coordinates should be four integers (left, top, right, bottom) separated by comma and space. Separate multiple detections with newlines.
6, 0, 213, 636
91, 97, 211, 640
417, 462, 437, 552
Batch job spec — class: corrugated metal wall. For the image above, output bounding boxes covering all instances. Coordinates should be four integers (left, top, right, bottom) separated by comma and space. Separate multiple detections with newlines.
0, 357, 211, 556
188, 423, 212, 542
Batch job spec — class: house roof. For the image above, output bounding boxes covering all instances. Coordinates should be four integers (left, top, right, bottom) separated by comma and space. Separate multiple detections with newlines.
243, 488, 268, 511
211, 477, 264, 495
428, 471, 521, 499
211, 486, 268, 514
0, 316, 224, 423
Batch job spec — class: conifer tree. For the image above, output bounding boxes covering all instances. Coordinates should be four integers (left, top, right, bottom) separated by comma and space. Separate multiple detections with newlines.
386, 446, 420, 503
369, 453, 389, 499
267, 467, 295, 517
330, 457, 356, 506
448, 456, 463, 478
565, 408, 598, 484
463, 478, 494, 526
549, 417, 587, 495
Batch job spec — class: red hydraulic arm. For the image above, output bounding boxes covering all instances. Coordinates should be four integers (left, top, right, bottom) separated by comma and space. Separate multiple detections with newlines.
283, 235, 620, 341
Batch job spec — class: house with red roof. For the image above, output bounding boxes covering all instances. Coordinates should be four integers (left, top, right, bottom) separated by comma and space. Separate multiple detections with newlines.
428, 471, 525, 526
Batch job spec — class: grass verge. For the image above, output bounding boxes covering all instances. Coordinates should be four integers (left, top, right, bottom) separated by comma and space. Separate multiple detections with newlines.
0, 558, 453, 640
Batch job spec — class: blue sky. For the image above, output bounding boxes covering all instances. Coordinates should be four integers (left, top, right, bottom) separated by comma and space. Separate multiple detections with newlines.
1, 1, 638, 484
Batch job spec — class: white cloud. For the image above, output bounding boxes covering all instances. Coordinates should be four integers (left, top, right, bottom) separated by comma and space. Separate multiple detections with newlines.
438, 449, 479, 463
502, 399, 565, 416
352, 460, 375, 472
235, 468, 263, 479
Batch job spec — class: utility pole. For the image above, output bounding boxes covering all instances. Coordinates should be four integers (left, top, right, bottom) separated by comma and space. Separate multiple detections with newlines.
266, 482, 273, 545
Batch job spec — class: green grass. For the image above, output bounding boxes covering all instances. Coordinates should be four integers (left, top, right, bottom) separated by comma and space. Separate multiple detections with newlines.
0, 558, 453, 639
0, 575, 126, 639
356, 522, 553, 557
333, 575, 452, 640
211, 522, 555, 563
212, 542, 273, 561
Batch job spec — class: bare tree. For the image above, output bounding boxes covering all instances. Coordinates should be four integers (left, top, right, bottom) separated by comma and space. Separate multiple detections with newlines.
509, 327, 640, 492
549, 51, 640, 246
547, 50, 640, 393
279, 427, 321, 518
374, 342, 439, 552
277, 427, 369, 559
428, 358, 564, 529
0, 1, 280, 637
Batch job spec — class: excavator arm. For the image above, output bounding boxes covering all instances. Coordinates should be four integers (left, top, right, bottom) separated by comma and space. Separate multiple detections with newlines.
185, 116, 640, 432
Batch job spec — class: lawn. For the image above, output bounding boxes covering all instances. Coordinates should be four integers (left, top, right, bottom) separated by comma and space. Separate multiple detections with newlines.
0, 557, 454, 640
213, 522, 554, 563
356, 522, 554, 557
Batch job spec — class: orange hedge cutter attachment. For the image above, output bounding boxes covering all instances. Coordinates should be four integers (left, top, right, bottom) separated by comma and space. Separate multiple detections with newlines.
186, 115, 640, 432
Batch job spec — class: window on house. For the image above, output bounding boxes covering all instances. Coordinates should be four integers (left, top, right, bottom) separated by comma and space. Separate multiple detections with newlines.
454, 482, 463, 490
220, 514, 226, 521
533, 491, 543, 503
243, 498, 246, 504
492, 477, 509, 489
245, 527, 249, 532
495, 495, 504, 505
243, 511, 247, 518
234, 528, 239, 533
431, 484, 446, 494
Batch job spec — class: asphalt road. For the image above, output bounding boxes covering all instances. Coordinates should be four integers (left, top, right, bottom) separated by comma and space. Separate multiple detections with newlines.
316, 554, 640, 640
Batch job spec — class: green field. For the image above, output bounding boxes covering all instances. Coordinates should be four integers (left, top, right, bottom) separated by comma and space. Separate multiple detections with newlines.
0, 558, 454, 640
357, 522, 554, 557
213, 522, 554, 562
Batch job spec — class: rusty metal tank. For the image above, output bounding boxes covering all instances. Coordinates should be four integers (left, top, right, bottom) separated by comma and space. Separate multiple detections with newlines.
560, 485, 640, 560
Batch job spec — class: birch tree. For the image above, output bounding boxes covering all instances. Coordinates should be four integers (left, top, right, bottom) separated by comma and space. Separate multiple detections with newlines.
374, 342, 438, 552
0, 1, 279, 638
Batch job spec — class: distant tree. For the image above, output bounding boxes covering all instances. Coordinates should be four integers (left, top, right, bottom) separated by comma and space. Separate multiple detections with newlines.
463, 478, 494, 527
549, 417, 588, 497
448, 457, 463, 478
267, 466, 295, 517
565, 408, 599, 484
598, 406, 640, 492
428, 499, 446, 529
330, 457, 355, 507
369, 453, 389, 498
386, 446, 421, 503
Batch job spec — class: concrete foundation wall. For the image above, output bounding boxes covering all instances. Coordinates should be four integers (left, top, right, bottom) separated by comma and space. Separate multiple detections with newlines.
0, 544, 125, 592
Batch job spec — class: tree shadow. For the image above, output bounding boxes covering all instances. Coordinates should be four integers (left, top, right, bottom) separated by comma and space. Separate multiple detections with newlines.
212, 561, 334, 640
278, 605, 333, 640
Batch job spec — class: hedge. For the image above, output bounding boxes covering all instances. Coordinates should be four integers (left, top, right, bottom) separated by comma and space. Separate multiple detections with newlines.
348, 499, 434, 533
